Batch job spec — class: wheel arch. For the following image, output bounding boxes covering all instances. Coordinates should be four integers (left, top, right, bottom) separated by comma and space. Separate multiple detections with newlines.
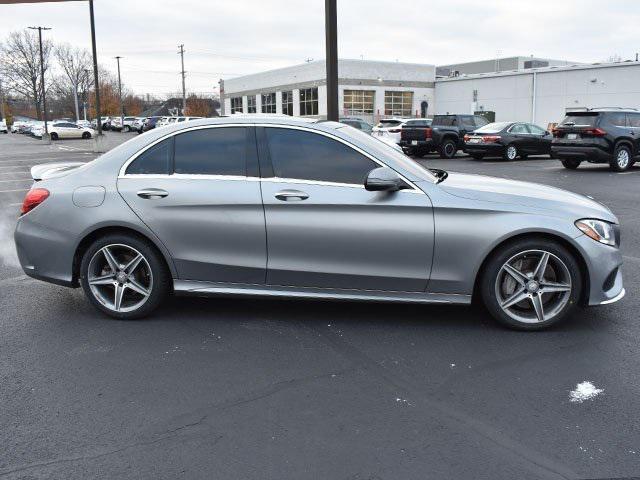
472, 231, 590, 306
614, 138, 634, 154
72, 224, 176, 287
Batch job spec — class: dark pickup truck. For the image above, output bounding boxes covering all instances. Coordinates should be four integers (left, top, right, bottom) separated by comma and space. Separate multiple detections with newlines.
430, 114, 490, 158
398, 119, 433, 157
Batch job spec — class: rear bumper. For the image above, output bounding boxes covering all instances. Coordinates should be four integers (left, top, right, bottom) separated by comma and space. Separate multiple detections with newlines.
551, 145, 612, 163
399, 139, 434, 152
463, 143, 504, 155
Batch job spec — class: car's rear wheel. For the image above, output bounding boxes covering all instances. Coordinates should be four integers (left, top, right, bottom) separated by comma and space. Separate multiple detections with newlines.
439, 139, 457, 159
561, 159, 581, 169
480, 238, 582, 330
503, 144, 518, 161
50, 132, 58, 141
81, 131, 91, 139
610, 144, 632, 172
80, 234, 171, 319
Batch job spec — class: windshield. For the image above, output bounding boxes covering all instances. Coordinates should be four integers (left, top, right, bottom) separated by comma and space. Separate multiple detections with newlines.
474, 122, 511, 133
560, 114, 599, 127
337, 126, 438, 183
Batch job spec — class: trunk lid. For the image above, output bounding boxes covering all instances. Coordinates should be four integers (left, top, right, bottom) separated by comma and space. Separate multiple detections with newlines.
30, 161, 87, 181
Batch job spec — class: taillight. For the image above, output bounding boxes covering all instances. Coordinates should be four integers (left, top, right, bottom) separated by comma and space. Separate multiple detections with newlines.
552, 128, 561, 138
583, 127, 607, 137
425, 127, 432, 139
21, 188, 49, 215
482, 135, 501, 143
463, 134, 470, 142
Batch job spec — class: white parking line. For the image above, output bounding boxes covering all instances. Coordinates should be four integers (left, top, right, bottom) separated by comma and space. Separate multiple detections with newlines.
0, 178, 31, 183
0, 188, 29, 193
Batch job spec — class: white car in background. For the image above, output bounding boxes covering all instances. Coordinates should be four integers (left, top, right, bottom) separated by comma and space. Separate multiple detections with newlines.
47, 121, 95, 140
76, 120, 92, 129
0, 120, 7, 133
372, 117, 410, 144
155, 116, 171, 128
175, 116, 203, 123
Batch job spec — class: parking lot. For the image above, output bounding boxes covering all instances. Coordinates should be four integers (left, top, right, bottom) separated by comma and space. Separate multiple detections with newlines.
1, 131, 639, 479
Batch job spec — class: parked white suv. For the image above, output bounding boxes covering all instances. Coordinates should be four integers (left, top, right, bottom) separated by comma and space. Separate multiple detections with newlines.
372, 118, 410, 144
0, 120, 7, 133
47, 121, 95, 140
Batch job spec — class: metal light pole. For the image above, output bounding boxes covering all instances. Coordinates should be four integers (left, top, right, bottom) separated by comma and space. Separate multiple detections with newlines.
178, 44, 186, 114
28, 26, 51, 143
325, 0, 338, 122
89, 0, 102, 142
115, 56, 123, 127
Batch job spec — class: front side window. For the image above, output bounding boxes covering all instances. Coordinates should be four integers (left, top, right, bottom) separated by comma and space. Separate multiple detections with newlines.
528, 124, 547, 135
299, 87, 318, 116
265, 128, 378, 185
460, 116, 476, 129
628, 113, 640, 128
247, 96, 257, 114
384, 91, 413, 117
230, 97, 243, 114
126, 138, 172, 175
282, 91, 294, 115
261, 93, 276, 113
174, 127, 246, 176
343, 90, 375, 116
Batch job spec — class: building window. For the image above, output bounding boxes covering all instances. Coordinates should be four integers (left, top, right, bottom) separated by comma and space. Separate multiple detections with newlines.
247, 95, 257, 113
384, 91, 414, 117
299, 87, 318, 116
343, 90, 375, 116
230, 97, 243, 114
282, 91, 293, 116
261, 92, 276, 113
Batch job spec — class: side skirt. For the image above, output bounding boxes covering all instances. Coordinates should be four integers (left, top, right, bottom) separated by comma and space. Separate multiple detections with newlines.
173, 280, 471, 305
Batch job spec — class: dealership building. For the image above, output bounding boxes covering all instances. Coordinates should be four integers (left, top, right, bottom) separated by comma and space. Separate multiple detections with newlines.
220, 57, 640, 128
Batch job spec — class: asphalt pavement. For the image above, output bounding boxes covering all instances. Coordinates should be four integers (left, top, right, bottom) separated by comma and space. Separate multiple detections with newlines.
1, 131, 639, 480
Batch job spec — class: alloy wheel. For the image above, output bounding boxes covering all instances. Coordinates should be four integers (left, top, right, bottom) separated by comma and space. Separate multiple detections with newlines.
445, 142, 455, 157
617, 149, 630, 169
506, 145, 517, 160
87, 244, 153, 313
495, 249, 572, 324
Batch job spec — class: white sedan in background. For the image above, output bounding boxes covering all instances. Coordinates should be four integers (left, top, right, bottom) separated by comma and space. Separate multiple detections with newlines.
39, 121, 95, 140
372, 117, 410, 144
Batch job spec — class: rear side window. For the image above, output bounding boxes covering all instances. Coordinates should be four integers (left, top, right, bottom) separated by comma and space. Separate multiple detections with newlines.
608, 113, 627, 127
265, 128, 378, 185
460, 116, 476, 128
174, 127, 247, 176
509, 124, 529, 134
628, 113, 640, 127
126, 138, 172, 175
432, 116, 456, 126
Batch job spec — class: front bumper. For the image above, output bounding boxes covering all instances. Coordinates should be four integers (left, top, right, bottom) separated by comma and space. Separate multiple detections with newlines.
573, 234, 624, 306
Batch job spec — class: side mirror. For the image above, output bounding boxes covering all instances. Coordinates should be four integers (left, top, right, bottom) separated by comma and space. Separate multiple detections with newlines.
365, 167, 405, 192
543, 130, 550, 136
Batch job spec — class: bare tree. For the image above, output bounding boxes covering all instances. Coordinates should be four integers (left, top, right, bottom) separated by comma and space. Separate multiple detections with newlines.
55, 44, 92, 120
0, 30, 52, 120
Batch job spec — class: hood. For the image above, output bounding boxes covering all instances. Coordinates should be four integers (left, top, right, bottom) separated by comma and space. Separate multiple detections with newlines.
439, 172, 617, 223
31, 161, 87, 181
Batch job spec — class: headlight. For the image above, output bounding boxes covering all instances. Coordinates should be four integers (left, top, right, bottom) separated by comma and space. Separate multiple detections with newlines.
575, 219, 616, 246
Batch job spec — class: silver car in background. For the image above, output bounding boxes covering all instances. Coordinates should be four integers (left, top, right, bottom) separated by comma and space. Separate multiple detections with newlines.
14, 116, 624, 330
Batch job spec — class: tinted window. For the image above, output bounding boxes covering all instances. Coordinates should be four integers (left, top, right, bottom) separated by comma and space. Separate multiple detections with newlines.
628, 113, 640, 128
560, 114, 599, 127
265, 128, 378, 185
509, 124, 529, 134
460, 116, 476, 128
174, 127, 247, 176
405, 120, 431, 127
432, 116, 456, 126
608, 113, 627, 127
528, 124, 547, 135
126, 138, 172, 175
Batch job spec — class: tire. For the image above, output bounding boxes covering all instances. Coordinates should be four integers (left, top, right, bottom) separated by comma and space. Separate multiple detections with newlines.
50, 132, 58, 141
439, 139, 457, 159
81, 132, 91, 139
471, 153, 484, 160
561, 159, 581, 170
480, 238, 582, 331
503, 144, 518, 161
610, 144, 632, 172
80, 233, 171, 320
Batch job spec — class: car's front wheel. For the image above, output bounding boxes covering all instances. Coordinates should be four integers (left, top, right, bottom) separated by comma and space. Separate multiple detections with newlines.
80, 234, 171, 319
480, 238, 582, 330
561, 159, 581, 169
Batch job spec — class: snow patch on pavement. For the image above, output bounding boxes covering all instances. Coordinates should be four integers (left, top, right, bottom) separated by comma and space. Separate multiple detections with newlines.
569, 381, 604, 403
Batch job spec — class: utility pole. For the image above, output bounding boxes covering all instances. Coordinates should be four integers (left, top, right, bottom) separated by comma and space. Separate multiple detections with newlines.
28, 26, 51, 144
0, 77, 5, 122
115, 56, 124, 126
325, 0, 338, 122
89, 0, 103, 144
178, 44, 186, 114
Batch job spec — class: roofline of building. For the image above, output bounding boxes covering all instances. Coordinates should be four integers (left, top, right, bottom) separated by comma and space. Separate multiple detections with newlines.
435, 60, 640, 82
435, 56, 578, 68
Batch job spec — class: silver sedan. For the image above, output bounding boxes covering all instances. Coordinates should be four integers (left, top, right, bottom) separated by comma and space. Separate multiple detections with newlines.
14, 116, 624, 330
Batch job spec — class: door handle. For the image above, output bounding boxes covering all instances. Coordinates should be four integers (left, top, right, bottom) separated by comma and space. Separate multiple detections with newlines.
137, 188, 168, 199
274, 189, 309, 201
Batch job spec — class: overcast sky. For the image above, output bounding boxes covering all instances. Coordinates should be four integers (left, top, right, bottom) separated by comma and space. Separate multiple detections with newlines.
2, 0, 639, 97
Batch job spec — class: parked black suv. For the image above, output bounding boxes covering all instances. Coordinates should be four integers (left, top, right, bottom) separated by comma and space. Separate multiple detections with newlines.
430, 114, 490, 158
552, 108, 640, 171
398, 119, 433, 156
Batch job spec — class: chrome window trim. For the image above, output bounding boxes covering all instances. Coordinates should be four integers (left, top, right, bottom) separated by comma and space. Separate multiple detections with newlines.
118, 122, 423, 194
